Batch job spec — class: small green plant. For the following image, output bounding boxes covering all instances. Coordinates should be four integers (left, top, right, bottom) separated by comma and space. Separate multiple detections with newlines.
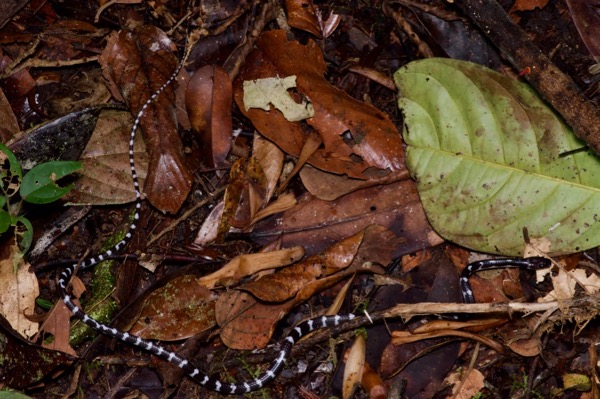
0, 142, 80, 254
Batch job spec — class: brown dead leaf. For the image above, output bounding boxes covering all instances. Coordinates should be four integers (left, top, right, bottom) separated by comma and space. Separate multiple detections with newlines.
362, 362, 387, 399
218, 156, 267, 235
99, 25, 193, 213
38, 300, 77, 356
240, 230, 364, 302
65, 109, 149, 205
444, 368, 485, 399
129, 275, 217, 341
343, 333, 366, 399
0, 244, 39, 338
300, 163, 410, 200
508, 336, 541, 357
252, 133, 284, 201
37, 275, 88, 356
285, 0, 323, 38
234, 30, 405, 181
510, 0, 550, 13
216, 226, 396, 350
252, 179, 443, 257
0, 88, 19, 141
215, 289, 286, 350
198, 246, 305, 289
186, 64, 232, 169
567, 0, 600, 60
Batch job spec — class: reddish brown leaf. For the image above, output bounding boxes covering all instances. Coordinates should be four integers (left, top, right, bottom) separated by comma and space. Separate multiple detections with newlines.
300, 163, 410, 200
185, 64, 233, 169
252, 179, 443, 257
129, 275, 216, 341
239, 233, 361, 302
98, 25, 193, 213
510, 0, 550, 13
217, 226, 396, 350
566, 0, 600, 59
0, 314, 73, 389
218, 156, 267, 235
215, 289, 285, 350
198, 247, 305, 289
233, 30, 405, 181
285, 0, 323, 37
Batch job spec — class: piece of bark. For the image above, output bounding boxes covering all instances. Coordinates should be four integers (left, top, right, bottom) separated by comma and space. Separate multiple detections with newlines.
452, 0, 600, 156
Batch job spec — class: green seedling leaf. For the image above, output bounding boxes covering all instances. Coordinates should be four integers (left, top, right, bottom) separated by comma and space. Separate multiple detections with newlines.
395, 58, 600, 256
35, 297, 53, 310
0, 210, 10, 234
20, 161, 81, 204
0, 143, 22, 199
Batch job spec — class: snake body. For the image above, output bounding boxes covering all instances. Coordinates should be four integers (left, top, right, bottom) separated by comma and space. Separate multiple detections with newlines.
56, 45, 358, 394
56, 40, 551, 393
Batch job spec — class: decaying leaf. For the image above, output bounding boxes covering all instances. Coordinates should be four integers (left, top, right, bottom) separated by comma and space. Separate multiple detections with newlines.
9, 107, 100, 170
566, 0, 600, 60
64, 109, 149, 205
186, 64, 232, 169
285, 0, 323, 37
243, 76, 315, 122
216, 225, 397, 350
253, 179, 442, 257
129, 275, 217, 341
0, 314, 73, 389
252, 133, 284, 201
444, 368, 485, 399
37, 300, 77, 356
234, 30, 405, 181
0, 244, 39, 338
218, 156, 268, 236
343, 333, 366, 399
99, 25, 193, 213
198, 246, 305, 289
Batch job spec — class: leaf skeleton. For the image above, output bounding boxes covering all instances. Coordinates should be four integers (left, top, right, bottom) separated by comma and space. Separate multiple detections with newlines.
56, 40, 552, 394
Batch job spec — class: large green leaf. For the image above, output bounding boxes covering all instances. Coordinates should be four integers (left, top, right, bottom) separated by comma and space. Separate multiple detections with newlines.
395, 58, 600, 256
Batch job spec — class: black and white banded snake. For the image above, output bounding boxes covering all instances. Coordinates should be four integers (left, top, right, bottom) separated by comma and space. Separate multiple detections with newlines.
55, 44, 552, 394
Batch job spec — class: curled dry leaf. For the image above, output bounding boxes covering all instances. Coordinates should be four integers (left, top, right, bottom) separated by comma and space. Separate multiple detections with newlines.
234, 30, 405, 181
343, 332, 366, 399
218, 156, 267, 235
99, 25, 193, 213
444, 368, 485, 399
285, 0, 323, 37
216, 226, 397, 350
252, 133, 284, 201
240, 232, 363, 302
185, 64, 232, 169
197, 246, 305, 289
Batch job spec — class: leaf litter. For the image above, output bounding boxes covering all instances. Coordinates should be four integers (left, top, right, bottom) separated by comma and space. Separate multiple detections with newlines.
0, 0, 599, 398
